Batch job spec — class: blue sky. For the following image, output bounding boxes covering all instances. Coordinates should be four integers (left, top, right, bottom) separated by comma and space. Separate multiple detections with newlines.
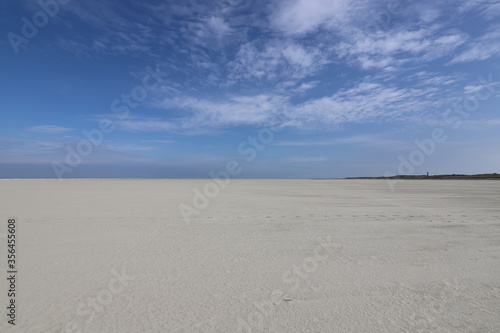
1, 0, 500, 178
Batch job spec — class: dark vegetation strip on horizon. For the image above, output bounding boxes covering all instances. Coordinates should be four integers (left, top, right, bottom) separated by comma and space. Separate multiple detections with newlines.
342, 173, 500, 180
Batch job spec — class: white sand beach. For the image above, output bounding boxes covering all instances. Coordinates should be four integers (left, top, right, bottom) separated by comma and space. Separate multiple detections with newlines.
0, 179, 499, 332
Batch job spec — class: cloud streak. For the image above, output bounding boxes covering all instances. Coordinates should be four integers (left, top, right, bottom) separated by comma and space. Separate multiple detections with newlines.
27, 125, 74, 134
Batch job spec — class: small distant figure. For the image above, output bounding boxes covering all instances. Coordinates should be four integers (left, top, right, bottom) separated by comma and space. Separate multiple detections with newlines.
427, 171, 429, 177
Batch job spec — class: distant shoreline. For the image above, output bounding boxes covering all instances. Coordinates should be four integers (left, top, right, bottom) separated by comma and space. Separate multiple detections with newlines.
344, 173, 500, 180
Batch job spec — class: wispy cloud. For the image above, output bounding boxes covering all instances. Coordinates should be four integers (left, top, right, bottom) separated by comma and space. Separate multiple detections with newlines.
275, 134, 401, 147
283, 156, 328, 163
111, 70, 465, 134
0, 139, 66, 157
449, 24, 500, 64
114, 93, 289, 134
336, 27, 466, 70
104, 144, 155, 152
288, 77, 456, 128
270, 0, 355, 36
27, 125, 74, 134
456, 118, 500, 130
228, 40, 328, 83
140, 140, 176, 144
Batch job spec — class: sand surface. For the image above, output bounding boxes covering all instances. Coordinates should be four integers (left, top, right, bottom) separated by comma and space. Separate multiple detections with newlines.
0, 179, 499, 332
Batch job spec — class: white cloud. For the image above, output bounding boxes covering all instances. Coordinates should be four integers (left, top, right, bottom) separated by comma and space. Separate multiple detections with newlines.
116, 72, 463, 134
113, 119, 175, 133
229, 40, 327, 82
271, 0, 353, 35
207, 16, 232, 38
449, 25, 500, 64
0, 139, 66, 155
27, 125, 74, 134
288, 77, 455, 128
269, 1, 471, 71
104, 144, 155, 152
276, 135, 383, 146
463, 85, 484, 94
164, 94, 286, 127
113, 62, 473, 134
114, 94, 289, 134
456, 118, 500, 130
284, 156, 328, 163
51, 1, 497, 137
294, 81, 320, 93
408, 71, 463, 87
140, 140, 176, 144
336, 28, 467, 69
